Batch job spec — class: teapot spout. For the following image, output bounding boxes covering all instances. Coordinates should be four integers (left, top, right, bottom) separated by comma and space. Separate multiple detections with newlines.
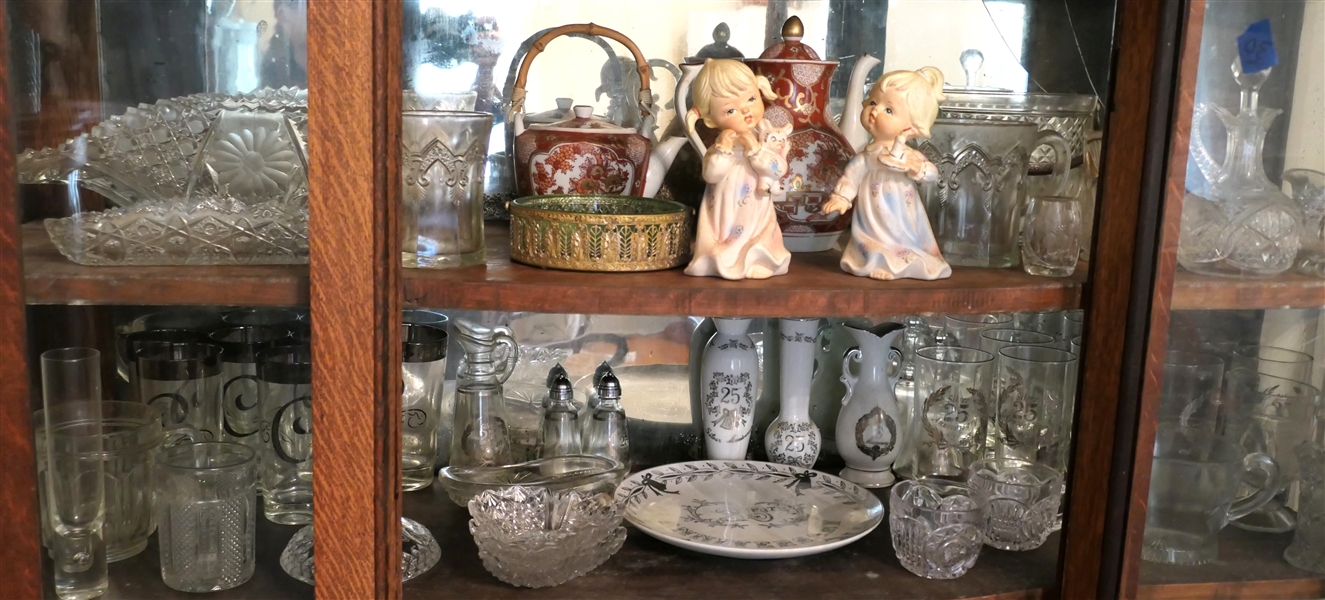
644, 136, 689, 198
840, 53, 882, 153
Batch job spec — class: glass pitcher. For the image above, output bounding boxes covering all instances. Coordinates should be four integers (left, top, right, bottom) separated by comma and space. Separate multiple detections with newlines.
1177, 61, 1303, 277
449, 319, 519, 468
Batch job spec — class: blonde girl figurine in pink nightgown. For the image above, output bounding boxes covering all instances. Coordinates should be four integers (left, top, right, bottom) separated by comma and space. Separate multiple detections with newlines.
821, 67, 951, 281
683, 59, 792, 280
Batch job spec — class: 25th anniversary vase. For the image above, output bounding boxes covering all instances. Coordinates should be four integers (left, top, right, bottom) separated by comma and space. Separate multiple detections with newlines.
700, 318, 760, 460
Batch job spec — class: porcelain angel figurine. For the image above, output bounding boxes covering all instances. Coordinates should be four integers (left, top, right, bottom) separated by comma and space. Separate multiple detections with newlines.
683, 59, 792, 280
821, 67, 951, 281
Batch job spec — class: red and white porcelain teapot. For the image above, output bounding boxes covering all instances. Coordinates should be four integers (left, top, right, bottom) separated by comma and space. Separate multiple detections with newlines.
508, 23, 687, 198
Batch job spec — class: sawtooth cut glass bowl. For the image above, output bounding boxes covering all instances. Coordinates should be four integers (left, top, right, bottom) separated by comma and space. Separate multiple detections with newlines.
468, 487, 625, 588
279, 517, 441, 585
437, 454, 625, 508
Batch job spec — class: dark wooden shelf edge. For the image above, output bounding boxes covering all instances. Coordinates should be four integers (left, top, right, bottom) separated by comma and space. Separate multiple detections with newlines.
22, 224, 309, 307
1171, 270, 1325, 311
1137, 577, 1325, 600
403, 223, 1084, 318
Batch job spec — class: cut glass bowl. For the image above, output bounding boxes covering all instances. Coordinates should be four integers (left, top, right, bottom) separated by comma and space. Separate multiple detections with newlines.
468, 487, 625, 588
279, 517, 440, 585
438, 454, 625, 508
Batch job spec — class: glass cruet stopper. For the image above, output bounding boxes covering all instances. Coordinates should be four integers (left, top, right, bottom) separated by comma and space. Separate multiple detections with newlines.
586, 372, 629, 469
1231, 59, 1271, 115
539, 370, 581, 458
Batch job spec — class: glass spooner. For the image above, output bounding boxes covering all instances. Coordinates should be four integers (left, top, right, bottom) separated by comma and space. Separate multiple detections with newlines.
1177, 62, 1302, 277
279, 518, 440, 584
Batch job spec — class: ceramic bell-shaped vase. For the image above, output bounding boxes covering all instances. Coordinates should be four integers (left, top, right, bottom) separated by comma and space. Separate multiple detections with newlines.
699, 318, 760, 459
835, 321, 906, 487
765, 318, 823, 468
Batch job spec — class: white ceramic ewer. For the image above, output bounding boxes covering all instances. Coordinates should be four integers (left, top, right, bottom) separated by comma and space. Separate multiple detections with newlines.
835, 321, 906, 487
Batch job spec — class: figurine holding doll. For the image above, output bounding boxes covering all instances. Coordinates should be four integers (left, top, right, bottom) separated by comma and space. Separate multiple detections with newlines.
821, 67, 951, 281
683, 58, 792, 280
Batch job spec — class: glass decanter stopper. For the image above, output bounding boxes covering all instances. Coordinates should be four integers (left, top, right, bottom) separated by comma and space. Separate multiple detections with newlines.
539, 368, 581, 459
449, 319, 519, 467
1178, 61, 1302, 277
585, 372, 630, 469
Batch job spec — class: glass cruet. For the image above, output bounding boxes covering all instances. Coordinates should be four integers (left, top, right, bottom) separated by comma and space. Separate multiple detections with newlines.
1178, 60, 1303, 277
538, 369, 581, 459
449, 319, 519, 467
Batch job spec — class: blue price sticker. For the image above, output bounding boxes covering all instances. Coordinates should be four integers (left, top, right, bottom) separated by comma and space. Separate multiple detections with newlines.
1237, 19, 1278, 73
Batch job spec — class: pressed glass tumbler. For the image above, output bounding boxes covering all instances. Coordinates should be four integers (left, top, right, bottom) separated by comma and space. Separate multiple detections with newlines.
156, 442, 257, 593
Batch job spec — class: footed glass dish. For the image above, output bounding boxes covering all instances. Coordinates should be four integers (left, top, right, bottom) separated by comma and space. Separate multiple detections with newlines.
279, 517, 440, 585
437, 455, 625, 508
468, 487, 625, 588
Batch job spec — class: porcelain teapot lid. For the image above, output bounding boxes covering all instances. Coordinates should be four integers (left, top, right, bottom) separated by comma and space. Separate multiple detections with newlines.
758, 16, 821, 60
533, 105, 635, 133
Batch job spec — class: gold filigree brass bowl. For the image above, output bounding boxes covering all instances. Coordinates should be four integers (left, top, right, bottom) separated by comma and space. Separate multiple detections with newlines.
508, 194, 691, 272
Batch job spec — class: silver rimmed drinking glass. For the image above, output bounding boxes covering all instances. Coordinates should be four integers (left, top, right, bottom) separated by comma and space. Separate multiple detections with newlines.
1231, 344, 1314, 384
402, 110, 493, 268
968, 458, 1062, 551
136, 342, 223, 441
993, 346, 1077, 475
257, 344, 313, 524
210, 326, 292, 470
1020, 195, 1082, 277
156, 442, 257, 592
945, 314, 1012, 349
403, 322, 448, 491
889, 479, 986, 579
221, 307, 302, 328
899, 346, 994, 480
1013, 311, 1066, 341
124, 329, 205, 404
41, 348, 108, 600
979, 329, 1055, 357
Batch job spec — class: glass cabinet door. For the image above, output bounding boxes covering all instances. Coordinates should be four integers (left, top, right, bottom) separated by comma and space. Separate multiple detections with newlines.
1122, 0, 1325, 597
5, 0, 315, 597
391, 1, 1139, 598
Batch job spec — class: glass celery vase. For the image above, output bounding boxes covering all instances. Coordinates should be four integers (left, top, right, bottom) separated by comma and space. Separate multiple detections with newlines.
1178, 62, 1302, 277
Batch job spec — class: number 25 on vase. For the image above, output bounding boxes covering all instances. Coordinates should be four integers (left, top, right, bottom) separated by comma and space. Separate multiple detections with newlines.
700, 318, 760, 459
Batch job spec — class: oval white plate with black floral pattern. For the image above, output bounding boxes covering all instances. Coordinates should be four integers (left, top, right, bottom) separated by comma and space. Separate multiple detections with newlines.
615, 460, 884, 559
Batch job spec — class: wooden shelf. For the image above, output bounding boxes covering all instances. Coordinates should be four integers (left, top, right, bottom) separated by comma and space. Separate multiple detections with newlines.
404, 224, 1085, 318
402, 482, 1053, 600
1137, 527, 1325, 599
46, 515, 312, 599
22, 224, 309, 307
1171, 270, 1325, 311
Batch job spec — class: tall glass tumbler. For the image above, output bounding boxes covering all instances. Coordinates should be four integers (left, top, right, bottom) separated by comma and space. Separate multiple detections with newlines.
401, 110, 493, 268
257, 345, 313, 524
402, 322, 448, 491
992, 346, 1077, 475
156, 442, 257, 592
945, 314, 1012, 349
1231, 345, 1314, 384
1020, 196, 1082, 277
41, 348, 108, 600
210, 326, 292, 466
978, 330, 1055, 453
1159, 350, 1226, 432
900, 346, 994, 479
137, 343, 223, 441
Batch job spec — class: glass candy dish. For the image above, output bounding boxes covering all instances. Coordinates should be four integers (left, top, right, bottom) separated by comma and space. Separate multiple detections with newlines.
44, 195, 308, 266
279, 517, 441, 585
467, 487, 626, 588
437, 455, 625, 508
